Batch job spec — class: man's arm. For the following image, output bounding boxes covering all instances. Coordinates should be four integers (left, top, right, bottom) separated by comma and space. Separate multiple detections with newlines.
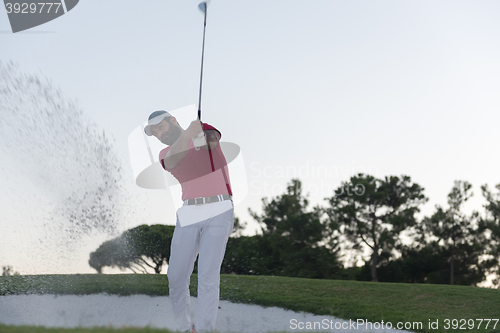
163, 120, 203, 170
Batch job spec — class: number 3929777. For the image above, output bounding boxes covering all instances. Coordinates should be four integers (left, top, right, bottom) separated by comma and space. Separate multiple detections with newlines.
5, 2, 62, 14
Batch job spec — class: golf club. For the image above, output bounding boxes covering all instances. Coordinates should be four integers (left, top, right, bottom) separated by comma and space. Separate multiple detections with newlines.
192, 1, 210, 151
197, 1, 209, 121
194, 1, 231, 195
192, 1, 213, 167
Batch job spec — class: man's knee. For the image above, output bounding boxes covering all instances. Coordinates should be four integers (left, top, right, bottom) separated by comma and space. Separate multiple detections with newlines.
198, 274, 220, 291
168, 265, 187, 286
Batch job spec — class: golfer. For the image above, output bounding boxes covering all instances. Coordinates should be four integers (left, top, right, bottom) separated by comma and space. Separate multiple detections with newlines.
144, 110, 234, 333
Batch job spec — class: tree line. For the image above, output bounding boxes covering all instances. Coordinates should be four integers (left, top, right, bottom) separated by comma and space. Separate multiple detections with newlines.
2, 266, 20, 276
89, 174, 500, 287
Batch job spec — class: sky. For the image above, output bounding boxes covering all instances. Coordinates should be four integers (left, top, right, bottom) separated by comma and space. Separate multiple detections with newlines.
1, 0, 500, 276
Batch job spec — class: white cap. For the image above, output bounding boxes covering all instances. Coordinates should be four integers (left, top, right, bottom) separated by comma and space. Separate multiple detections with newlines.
144, 110, 171, 136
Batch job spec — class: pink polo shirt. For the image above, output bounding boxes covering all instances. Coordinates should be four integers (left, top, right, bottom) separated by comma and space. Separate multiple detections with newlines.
159, 123, 232, 201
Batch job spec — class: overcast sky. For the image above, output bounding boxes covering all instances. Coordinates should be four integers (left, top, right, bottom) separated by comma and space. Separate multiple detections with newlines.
1, 0, 499, 275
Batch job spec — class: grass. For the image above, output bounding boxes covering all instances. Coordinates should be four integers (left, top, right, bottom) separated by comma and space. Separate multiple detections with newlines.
1, 274, 500, 333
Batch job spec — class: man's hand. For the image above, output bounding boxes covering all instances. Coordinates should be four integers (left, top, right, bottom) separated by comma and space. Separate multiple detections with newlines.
184, 120, 203, 139
202, 129, 220, 150
163, 119, 202, 169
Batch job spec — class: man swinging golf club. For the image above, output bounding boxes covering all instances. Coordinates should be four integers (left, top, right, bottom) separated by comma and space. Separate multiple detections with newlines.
144, 111, 233, 333
144, 2, 234, 332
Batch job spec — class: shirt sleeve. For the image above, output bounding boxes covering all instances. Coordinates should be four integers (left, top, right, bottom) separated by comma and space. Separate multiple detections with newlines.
159, 147, 170, 170
203, 123, 221, 138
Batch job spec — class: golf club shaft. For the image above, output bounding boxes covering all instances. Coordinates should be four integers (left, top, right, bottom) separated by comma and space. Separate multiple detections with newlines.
196, 3, 231, 190
198, 4, 208, 121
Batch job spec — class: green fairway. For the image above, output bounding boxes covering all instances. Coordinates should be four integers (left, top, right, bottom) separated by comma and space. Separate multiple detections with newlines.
1, 274, 499, 333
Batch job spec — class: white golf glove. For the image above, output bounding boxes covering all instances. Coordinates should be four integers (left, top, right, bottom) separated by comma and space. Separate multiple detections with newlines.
192, 131, 206, 151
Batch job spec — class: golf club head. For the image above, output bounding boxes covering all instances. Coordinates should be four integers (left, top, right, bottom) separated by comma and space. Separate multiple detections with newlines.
198, 1, 210, 13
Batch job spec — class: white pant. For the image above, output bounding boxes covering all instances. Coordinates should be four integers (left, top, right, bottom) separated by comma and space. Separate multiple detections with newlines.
167, 202, 234, 332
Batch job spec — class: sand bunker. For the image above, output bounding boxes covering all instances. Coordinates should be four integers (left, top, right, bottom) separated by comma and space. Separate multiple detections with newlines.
0, 294, 411, 333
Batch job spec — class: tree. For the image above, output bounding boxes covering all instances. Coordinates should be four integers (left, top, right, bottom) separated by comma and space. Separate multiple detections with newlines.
222, 233, 342, 279
222, 235, 275, 276
88, 237, 137, 274
227, 179, 342, 279
124, 224, 174, 274
2, 266, 20, 276
479, 183, 500, 286
231, 216, 247, 237
420, 181, 491, 285
359, 241, 487, 285
326, 174, 427, 282
89, 224, 175, 274
250, 179, 329, 249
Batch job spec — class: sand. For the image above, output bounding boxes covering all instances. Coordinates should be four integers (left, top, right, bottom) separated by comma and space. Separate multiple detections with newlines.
0, 294, 412, 333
